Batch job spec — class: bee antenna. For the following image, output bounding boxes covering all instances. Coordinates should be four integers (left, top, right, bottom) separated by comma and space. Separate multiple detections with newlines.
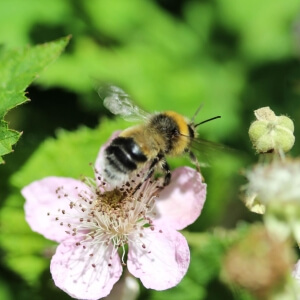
191, 104, 204, 123
194, 116, 221, 128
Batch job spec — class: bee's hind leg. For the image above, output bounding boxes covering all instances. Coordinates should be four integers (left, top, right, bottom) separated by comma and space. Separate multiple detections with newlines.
160, 158, 171, 186
186, 149, 205, 181
188, 150, 200, 172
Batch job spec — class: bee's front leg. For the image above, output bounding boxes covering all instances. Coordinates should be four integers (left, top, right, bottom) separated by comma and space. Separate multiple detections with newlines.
132, 155, 162, 194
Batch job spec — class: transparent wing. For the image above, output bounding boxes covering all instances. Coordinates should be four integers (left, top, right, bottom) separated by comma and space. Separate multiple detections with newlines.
188, 136, 239, 167
98, 85, 150, 121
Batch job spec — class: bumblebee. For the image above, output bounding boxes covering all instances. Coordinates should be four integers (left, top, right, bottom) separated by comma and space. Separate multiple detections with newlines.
98, 85, 220, 187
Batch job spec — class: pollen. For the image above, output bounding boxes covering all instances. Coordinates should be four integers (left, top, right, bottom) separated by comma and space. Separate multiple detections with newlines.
49, 170, 162, 265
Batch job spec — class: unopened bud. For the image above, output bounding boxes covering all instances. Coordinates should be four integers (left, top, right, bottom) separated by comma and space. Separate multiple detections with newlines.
222, 226, 295, 299
249, 107, 294, 153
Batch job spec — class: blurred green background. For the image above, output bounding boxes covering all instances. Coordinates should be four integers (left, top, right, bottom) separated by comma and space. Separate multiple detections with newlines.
1, 0, 300, 299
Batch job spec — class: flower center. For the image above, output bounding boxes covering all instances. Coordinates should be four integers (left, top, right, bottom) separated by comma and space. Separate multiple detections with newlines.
50, 175, 162, 263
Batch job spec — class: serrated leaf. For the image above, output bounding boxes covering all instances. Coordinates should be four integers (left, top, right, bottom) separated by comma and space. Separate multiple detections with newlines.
0, 121, 21, 164
0, 36, 71, 163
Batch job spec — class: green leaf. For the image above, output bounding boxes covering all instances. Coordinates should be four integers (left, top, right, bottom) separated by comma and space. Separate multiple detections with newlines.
149, 275, 205, 300
0, 193, 54, 284
0, 36, 71, 163
0, 279, 13, 300
216, 0, 300, 63
0, 121, 21, 164
10, 118, 128, 188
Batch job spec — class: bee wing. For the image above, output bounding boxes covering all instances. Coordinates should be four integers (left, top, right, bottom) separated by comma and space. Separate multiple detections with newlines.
98, 85, 150, 121
189, 137, 238, 167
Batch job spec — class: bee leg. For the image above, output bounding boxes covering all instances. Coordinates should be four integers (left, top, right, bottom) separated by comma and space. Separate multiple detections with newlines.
187, 150, 205, 181
186, 149, 199, 171
145, 155, 161, 181
132, 155, 161, 194
161, 159, 171, 186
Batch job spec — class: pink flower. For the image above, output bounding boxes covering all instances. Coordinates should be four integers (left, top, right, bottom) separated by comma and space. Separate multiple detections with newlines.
21, 134, 207, 300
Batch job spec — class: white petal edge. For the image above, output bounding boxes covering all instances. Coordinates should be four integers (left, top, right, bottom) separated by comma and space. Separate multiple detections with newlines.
127, 224, 190, 290
155, 167, 207, 230
22, 177, 92, 242
50, 241, 122, 300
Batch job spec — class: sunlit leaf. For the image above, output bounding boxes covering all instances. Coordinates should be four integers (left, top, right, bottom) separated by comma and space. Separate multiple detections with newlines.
10, 118, 128, 188
0, 36, 70, 163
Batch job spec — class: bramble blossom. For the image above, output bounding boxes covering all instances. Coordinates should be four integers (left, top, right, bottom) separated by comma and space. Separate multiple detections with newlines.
245, 159, 300, 206
22, 134, 207, 300
244, 159, 300, 241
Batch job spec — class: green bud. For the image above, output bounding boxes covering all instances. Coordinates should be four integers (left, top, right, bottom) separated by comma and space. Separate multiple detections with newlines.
249, 107, 295, 153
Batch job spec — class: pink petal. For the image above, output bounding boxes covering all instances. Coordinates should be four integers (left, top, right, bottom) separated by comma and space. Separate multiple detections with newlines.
127, 224, 190, 290
51, 241, 122, 300
155, 167, 207, 230
22, 177, 92, 242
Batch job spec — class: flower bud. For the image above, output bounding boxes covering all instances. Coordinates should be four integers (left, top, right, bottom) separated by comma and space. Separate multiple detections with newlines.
249, 107, 295, 153
222, 226, 295, 299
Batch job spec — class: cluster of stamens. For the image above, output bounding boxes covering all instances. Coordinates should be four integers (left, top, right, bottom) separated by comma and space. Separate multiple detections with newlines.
47, 169, 163, 265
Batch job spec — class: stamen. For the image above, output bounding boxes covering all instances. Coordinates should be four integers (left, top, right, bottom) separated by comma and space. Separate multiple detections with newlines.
49, 170, 162, 268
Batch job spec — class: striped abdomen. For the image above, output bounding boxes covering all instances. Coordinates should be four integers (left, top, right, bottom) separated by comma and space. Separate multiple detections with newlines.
103, 136, 148, 185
